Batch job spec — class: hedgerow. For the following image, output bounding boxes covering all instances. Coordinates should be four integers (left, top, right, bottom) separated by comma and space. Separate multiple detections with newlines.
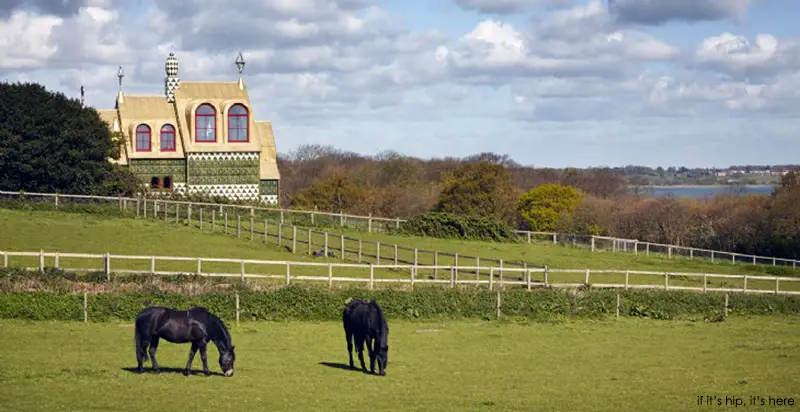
390, 212, 518, 242
1, 281, 798, 323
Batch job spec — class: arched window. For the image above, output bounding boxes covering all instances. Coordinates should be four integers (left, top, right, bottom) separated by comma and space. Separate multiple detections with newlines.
135, 124, 151, 152
228, 104, 249, 142
150, 177, 160, 189
195, 104, 216, 142
163, 176, 172, 189
160, 124, 176, 151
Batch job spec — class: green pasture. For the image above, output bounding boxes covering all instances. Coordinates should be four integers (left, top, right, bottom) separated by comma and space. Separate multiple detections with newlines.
0, 318, 797, 412
1, 207, 799, 293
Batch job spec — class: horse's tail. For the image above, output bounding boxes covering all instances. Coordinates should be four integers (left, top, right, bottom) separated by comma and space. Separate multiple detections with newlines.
134, 318, 148, 362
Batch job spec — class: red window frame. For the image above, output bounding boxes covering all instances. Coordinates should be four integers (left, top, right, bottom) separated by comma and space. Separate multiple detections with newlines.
195, 103, 217, 143
135, 124, 151, 152
228, 104, 249, 143
160, 124, 176, 151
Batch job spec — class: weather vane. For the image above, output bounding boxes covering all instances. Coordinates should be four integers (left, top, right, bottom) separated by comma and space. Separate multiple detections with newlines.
235, 52, 245, 74
117, 65, 124, 90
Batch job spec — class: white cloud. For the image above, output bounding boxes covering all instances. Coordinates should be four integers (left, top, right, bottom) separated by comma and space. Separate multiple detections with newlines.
694, 32, 800, 81
0, 11, 61, 69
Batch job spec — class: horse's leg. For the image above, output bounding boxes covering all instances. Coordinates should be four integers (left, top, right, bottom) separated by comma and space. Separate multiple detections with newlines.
184, 342, 199, 376
148, 338, 161, 374
198, 340, 210, 376
136, 336, 149, 374
345, 330, 354, 369
355, 333, 367, 372
368, 336, 377, 374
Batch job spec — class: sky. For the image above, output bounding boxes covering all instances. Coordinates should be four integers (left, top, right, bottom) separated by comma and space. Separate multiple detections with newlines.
1, 0, 798, 169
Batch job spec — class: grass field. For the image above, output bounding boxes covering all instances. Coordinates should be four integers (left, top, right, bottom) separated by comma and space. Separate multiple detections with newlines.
0, 317, 797, 411
1, 207, 799, 293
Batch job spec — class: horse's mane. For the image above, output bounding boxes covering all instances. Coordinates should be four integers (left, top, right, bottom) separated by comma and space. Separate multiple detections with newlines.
367, 299, 389, 344
192, 307, 232, 351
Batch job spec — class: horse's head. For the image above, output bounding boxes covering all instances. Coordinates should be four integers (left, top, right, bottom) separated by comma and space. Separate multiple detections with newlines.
219, 346, 236, 377
377, 343, 388, 376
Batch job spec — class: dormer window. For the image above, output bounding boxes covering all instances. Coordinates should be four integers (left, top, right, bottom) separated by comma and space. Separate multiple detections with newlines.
228, 104, 249, 142
135, 124, 151, 152
195, 103, 216, 142
161, 124, 176, 151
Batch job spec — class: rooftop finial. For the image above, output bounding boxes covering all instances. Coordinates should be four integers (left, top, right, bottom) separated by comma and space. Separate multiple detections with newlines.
235, 52, 245, 74
117, 65, 124, 90
80, 85, 84, 107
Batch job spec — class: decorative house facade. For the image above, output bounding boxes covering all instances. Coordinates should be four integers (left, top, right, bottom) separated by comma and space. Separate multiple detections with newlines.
96, 53, 280, 204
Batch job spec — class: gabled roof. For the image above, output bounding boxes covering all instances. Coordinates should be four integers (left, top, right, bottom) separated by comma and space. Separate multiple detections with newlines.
117, 95, 177, 121
174, 81, 248, 102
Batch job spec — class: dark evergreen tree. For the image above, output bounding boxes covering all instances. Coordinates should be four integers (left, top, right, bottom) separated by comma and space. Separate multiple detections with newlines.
0, 81, 136, 195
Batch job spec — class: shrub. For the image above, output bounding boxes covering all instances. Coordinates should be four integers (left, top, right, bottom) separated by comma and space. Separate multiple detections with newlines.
390, 212, 518, 242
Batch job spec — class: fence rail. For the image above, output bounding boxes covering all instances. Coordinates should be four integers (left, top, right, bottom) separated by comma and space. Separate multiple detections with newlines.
1, 190, 798, 269
3, 250, 799, 296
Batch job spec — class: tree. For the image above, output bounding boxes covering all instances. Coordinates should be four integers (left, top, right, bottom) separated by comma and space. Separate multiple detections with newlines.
516, 184, 582, 232
0, 81, 136, 195
289, 174, 371, 214
433, 161, 518, 224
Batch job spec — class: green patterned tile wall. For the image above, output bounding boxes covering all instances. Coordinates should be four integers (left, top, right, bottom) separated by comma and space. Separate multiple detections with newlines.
259, 179, 279, 196
187, 152, 260, 186
128, 159, 187, 183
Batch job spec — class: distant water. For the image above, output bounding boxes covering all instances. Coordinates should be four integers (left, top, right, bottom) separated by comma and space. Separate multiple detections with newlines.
638, 186, 774, 198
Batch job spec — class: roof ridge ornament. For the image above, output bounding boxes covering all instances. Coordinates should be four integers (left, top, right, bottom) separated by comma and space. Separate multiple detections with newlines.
235, 52, 245, 74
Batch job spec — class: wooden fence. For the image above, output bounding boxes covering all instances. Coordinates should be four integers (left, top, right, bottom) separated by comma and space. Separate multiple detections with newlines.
1, 190, 798, 269
2, 250, 799, 296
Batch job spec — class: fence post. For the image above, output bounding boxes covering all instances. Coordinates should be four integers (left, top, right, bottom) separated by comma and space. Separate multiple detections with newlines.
527, 232, 532, 244
212, 210, 216, 232
278, 223, 283, 247
250, 216, 255, 241
690, 248, 694, 259
358, 240, 362, 263
368, 213, 372, 233
396, 217, 400, 229
590, 236, 595, 252
39, 249, 44, 273
150, 256, 155, 274
143, 199, 148, 219
526, 267, 531, 291
634, 241, 638, 256
54, 252, 59, 268
369, 264, 374, 290
264, 220, 269, 244
414, 248, 418, 267
544, 265, 549, 287
450, 266, 455, 288
668, 246, 672, 259
433, 252, 438, 280
711, 251, 715, 263
340, 212, 344, 228
340, 235, 344, 260
724, 293, 729, 317
489, 267, 494, 291
136, 197, 140, 217
199, 208, 203, 230
775, 277, 780, 295
235, 292, 240, 327
703, 274, 707, 292
291, 226, 297, 252
55, 193, 59, 209
307, 229, 312, 254
625, 270, 629, 290
104, 253, 111, 281
743, 275, 748, 292
455, 253, 459, 279
394, 245, 399, 266
584, 268, 590, 285
496, 290, 501, 320
410, 265, 416, 289
83, 291, 88, 324
197, 258, 202, 275
324, 232, 329, 256
285, 262, 291, 285
731, 253, 735, 264
240, 260, 245, 282
475, 257, 480, 284
224, 212, 228, 235
187, 204, 192, 225
328, 263, 333, 289
553, 233, 557, 245
237, 215, 241, 238
280, 210, 284, 225
376, 242, 381, 265
664, 272, 669, 290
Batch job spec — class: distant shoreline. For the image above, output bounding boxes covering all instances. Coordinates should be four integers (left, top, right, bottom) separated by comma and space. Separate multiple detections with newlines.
631, 184, 774, 189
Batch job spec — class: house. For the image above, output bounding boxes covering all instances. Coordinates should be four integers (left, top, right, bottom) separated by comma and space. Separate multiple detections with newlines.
96, 52, 280, 204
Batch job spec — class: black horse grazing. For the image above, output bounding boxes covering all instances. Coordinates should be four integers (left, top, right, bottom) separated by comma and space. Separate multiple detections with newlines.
342, 298, 389, 375
134, 306, 236, 377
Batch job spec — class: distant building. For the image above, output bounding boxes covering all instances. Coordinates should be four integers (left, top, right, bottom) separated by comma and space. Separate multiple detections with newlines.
96, 52, 280, 204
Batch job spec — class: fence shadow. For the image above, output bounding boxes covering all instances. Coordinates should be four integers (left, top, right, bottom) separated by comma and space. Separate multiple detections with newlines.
120, 366, 224, 377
